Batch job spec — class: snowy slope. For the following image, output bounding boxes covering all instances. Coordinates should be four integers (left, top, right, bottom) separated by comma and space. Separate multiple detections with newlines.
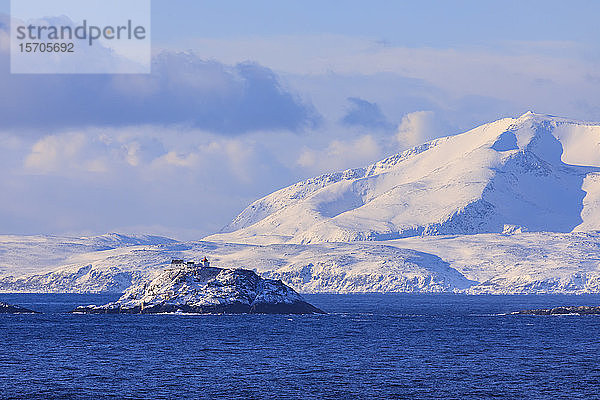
0, 240, 474, 293
3, 232, 600, 294
389, 232, 600, 294
74, 266, 324, 314
208, 112, 600, 244
0, 233, 177, 277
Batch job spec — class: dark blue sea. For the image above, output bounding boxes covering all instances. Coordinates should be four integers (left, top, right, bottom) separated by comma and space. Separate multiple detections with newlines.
1, 293, 600, 400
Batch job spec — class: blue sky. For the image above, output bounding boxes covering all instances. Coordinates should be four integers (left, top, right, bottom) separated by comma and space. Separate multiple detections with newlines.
154, 1, 595, 46
150, 0, 600, 47
4, 0, 600, 46
0, 0, 599, 239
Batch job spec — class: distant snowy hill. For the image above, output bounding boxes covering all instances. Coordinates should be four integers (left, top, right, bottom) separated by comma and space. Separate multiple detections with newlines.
2, 232, 600, 294
0, 239, 475, 293
0, 233, 177, 276
208, 112, 600, 244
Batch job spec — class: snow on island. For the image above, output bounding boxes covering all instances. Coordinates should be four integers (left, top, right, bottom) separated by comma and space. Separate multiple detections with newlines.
72, 259, 325, 314
515, 306, 600, 315
0, 301, 38, 313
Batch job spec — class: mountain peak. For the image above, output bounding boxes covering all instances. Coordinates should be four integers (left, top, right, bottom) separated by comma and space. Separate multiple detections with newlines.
519, 110, 536, 119
206, 113, 600, 244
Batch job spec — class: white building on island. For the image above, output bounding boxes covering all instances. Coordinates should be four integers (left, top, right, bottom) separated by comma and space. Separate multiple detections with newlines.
170, 257, 210, 269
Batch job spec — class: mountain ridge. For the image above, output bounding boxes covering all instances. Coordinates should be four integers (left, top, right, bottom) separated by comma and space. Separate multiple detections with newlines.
207, 112, 600, 244
3, 232, 600, 294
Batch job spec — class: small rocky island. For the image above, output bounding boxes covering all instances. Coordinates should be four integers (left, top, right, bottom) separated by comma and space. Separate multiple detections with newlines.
73, 258, 325, 314
515, 305, 600, 315
0, 301, 38, 314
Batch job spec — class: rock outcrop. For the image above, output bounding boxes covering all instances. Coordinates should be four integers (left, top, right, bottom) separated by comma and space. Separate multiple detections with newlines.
0, 301, 38, 313
515, 305, 600, 315
72, 266, 324, 314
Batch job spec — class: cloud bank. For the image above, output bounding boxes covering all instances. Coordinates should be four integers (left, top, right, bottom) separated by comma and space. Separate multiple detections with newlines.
341, 97, 393, 130
396, 111, 446, 148
0, 48, 319, 134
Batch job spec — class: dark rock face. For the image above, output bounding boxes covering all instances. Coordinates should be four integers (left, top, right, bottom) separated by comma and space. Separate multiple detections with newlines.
72, 266, 325, 315
73, 300, 324, 315
516, 305, 600, 315
0, 301, 38, 314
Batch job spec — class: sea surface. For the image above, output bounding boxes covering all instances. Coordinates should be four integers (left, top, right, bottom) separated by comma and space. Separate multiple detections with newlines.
1, 293, 600, 400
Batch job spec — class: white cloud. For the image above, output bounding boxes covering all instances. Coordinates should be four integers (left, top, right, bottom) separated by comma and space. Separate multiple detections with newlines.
24, 132, 110, 174
3, 127, 273, 238
23, 127, 270, 180
9, 126, 308, 239
297, 135, 381, 173
122, 141, 142, 167
154, 151, 201, 169
183, 35, 588, 89
176, 35, 600, 124
396, 111, 446, 148
0, 49, 320, 133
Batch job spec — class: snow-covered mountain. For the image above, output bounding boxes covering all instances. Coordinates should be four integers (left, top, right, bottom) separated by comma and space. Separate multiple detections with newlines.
4, 113, 600, 295
208, 112, 600, 244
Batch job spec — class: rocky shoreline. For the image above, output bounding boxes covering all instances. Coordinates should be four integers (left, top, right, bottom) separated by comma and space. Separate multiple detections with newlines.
515, 305, 600, 315
0, 301, 38, 314
73, 300, 323, 314
72, 264, 325, 315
